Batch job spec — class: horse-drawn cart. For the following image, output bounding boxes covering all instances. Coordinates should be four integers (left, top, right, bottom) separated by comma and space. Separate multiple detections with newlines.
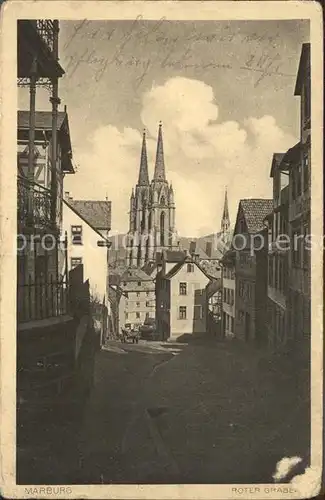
120, 323, 140, 344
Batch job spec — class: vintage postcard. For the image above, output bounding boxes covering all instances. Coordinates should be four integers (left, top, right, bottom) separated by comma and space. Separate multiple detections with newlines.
0, 1, 323, 499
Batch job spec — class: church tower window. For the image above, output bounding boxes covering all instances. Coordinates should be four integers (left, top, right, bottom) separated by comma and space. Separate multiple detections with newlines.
160, 211, 165, 246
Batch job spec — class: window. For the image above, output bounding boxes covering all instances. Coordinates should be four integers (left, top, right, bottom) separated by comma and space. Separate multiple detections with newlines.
136, 292, 140, 297
136, 312, 140, 319
179, 282, 187, 295
146, 292, 149, 296
146, 301, 150, 307
231, 316, 234, 333
136, 302, 140, 307
223, 288, 227, 302
125, 313, 128, 320
160, 212, 165, 246
71, 257, 82, 269
71, 225, 83, 245
137, 281, 141, 286
187, 264, 194, 273
179, 306, 187, 319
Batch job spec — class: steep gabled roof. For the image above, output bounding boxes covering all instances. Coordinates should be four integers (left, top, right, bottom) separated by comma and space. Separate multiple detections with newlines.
164, 256, 215, 281
270, 153, 285, 178
67, 199, 111, 231
280, 142, 301, 170
239, 199, 273, 234
18, 109, 74, 173
18, 110, 67, 130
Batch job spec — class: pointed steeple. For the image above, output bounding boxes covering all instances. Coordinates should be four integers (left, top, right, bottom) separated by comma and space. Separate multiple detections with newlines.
221, 188, 230, 232
153, 122, 166, 182
138, 130, 149, 186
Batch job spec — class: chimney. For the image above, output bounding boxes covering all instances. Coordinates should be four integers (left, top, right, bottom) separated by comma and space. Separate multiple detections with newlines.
64, 191, 72, 201
206, 241, 212, 258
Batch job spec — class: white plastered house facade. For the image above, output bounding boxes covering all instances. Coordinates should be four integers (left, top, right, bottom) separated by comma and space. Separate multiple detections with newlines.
62, 195, 112, 322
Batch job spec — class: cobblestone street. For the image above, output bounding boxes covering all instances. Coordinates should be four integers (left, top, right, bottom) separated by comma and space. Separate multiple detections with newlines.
17, 338, 310, 485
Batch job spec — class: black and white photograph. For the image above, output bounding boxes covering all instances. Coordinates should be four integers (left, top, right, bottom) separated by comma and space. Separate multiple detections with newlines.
0, 1, 323, 499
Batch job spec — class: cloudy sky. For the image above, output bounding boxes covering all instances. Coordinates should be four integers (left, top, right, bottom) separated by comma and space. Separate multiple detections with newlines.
19, 19, 309, 237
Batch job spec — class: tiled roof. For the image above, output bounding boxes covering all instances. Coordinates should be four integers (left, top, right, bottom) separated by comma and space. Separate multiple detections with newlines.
18, 110, 67, 131
240, 199, 273, 234
120, 267, 153, 283
67, 199, 111, 231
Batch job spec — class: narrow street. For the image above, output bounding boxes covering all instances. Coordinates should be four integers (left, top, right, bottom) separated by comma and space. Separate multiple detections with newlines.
17, 339, 310, 485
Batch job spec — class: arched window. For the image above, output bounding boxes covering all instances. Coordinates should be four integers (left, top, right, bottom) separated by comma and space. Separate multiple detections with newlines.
161, 195, 165, 205
148, 211, 152, 231
137, 245, 141, 267
145, 238, 149, 260
160, 212, 165, 246
141, 208, 146, 232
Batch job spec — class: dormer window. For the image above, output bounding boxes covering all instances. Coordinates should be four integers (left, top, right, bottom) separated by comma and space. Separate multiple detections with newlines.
71, 225, 82, 245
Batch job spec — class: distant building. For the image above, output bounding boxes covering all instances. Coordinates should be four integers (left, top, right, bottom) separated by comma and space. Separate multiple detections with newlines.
127, 123, 177, 267
264, 154, 289, 349
220, 188, 232, 248
62, 194, 112, 341
233, 199, 273, 344
114, 268, 155, 331
155, 251, 213, 341
220, 248, 236, 339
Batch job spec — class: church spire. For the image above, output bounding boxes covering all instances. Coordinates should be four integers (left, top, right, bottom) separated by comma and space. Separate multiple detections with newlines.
221, 187, 230, 232
153, 121, 166, 182
138, 129, 149, 186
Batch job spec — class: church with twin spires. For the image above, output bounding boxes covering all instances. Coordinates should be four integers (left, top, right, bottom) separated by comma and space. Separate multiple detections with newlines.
127, 122, 177, 267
